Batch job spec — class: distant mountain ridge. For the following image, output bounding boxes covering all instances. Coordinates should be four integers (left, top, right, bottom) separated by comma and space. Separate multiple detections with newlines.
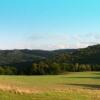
0, 49, 77, 65
72, 44, 100, 64
0, 44, 99, 65
0, 44, 99, 75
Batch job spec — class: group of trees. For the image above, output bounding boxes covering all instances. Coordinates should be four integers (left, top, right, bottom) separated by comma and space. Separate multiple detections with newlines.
30, 62, 100, 75
0, 44, 99, 75
0, 66, 16, 75
0, 62, 99, 75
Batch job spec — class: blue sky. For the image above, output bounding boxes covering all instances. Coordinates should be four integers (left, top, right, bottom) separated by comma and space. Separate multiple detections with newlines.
0, 0, 100, 50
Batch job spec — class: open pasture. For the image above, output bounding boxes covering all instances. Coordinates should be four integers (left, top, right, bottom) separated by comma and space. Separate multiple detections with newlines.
0, 72, 99, 100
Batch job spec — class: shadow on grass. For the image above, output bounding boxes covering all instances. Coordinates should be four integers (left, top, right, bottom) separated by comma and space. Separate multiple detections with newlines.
64, 76, 100, 79
93, 72, 100, 75
68, 84, 100, 89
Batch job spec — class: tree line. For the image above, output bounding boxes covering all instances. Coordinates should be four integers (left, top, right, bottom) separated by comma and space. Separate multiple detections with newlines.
0, 62, 99, 75
0, 44, 99, 75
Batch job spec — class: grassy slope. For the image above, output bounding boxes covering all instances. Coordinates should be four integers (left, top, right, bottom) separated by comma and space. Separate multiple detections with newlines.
0, 72, 99, 100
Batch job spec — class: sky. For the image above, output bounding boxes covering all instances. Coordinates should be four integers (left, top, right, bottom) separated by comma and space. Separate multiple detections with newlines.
0, 0, 100, 50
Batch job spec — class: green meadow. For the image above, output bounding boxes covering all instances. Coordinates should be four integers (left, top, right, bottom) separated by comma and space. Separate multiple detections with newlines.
0, 72, 99, 100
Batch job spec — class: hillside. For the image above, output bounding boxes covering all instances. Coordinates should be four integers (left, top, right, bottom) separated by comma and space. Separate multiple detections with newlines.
0, 49, 76, 65
72, 44, 100, 64
0, 45, 99, 65
0, 45, 99, 75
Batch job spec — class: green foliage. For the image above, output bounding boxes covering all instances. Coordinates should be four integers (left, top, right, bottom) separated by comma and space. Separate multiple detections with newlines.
0, 66, 17, 75
50, 63, 61, 74
0, 45, 99, 75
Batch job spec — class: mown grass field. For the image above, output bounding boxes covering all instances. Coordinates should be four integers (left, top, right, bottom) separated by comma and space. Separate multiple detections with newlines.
0, 72, 99, 100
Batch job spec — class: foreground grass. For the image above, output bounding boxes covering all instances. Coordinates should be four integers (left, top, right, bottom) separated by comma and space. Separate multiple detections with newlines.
0, 90, 99, 100
0, 72, 99, 100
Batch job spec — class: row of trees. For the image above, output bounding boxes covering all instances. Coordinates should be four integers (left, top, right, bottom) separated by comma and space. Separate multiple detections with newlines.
30, 63, 100, 75
0, 62, 100, 75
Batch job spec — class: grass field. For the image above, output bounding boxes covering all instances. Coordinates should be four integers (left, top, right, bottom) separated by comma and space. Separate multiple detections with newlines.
0, 72, 99, 100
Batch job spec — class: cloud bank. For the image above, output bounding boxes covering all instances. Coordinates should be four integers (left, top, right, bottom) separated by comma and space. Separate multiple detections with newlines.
0, 33, 99, 50
21, 33, 100, 50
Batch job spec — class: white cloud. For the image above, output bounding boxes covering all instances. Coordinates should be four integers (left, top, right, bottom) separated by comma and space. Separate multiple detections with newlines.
0, 33, 100, 50
26, 33, 100, 50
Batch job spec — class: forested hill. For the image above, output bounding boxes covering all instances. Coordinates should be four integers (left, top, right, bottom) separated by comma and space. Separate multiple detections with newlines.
72, 44, 100, 64
0, 49, 76, 65
0, 44, 100, 75
0, 45, 100, 65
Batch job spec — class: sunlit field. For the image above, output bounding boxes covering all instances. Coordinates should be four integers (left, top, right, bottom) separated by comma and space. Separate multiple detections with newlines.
0, 72, 99, 100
